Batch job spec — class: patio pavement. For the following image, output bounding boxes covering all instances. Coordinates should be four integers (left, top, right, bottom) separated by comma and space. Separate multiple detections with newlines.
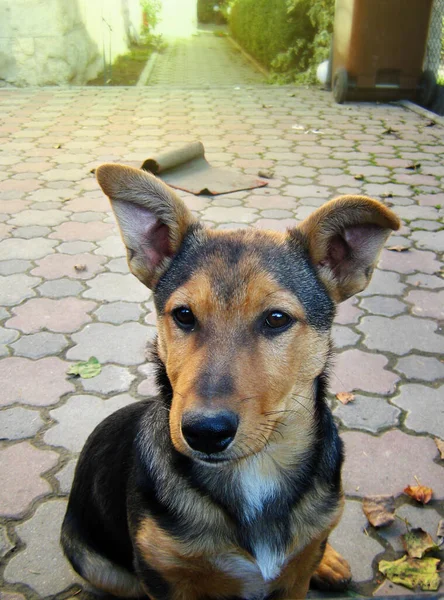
0, 66, 443, 600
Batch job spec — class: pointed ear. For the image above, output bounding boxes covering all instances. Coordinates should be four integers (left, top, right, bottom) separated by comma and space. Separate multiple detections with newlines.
297, 195, 400, 302
96, 164, 197, 289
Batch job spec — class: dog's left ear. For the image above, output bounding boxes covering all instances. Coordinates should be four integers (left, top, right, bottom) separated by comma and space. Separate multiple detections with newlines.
297, 195, 400, 302
96, 164, 197, 289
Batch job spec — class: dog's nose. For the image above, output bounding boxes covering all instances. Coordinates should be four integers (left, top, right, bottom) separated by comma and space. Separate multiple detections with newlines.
181, 411, 238, 454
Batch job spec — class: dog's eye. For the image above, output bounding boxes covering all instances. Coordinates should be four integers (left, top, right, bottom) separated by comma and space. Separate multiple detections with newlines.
264, 311, 292, 331
173, 306, 196, 330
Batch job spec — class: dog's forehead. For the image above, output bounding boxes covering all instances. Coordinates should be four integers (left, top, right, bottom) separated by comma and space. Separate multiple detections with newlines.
155, 227, 335, 330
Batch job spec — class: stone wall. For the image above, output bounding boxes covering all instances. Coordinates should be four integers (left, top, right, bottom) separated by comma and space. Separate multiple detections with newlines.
0, 0, 142, 86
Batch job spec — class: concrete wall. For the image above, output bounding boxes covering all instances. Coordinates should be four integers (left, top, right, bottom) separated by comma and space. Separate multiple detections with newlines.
0, 0, 143, 86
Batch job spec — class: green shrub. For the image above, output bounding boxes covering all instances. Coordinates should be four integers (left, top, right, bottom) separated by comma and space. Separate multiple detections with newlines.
198, 0, 228, 24
229, 0, 313, 70
229, 0, 334, 82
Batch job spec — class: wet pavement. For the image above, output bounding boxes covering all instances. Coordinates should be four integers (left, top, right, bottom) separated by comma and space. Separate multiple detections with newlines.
0, 38, 443, 600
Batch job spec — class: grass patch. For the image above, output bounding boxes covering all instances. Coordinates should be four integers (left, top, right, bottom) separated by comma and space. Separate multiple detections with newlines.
88, 44, 153, 86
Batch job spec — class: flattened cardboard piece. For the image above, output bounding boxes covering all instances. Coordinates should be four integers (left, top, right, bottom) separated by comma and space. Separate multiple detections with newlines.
141, 141, 267, 196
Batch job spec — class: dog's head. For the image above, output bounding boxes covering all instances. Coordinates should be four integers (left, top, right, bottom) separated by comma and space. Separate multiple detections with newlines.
97, 165, 399, 465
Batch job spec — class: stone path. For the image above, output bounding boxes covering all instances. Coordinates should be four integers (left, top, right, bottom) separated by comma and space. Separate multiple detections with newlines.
0, 83, 443, 600
148, 28, 265, 85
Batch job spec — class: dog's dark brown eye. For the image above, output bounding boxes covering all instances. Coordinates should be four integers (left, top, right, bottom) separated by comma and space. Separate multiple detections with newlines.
264, 311, 292, 331
173, 307, 196, 330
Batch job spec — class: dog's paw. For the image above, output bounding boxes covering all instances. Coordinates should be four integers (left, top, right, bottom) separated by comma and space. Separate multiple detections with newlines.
310, 543, 351, 592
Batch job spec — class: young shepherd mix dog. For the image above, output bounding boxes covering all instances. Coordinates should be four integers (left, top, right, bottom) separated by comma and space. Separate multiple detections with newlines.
61, 165, 400, 600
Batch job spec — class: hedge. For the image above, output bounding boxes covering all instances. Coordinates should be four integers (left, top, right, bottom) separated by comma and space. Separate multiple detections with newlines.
197, 0, 228, 24
229, 0, 334, 82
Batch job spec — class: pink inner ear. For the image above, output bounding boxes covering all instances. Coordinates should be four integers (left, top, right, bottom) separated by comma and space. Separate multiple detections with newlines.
320, 234, 348, 272
145, 221, 173, 267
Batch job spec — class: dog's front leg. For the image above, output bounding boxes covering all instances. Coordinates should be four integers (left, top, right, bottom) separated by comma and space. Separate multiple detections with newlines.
310, 542, 351, 592
267, 536, 327, 600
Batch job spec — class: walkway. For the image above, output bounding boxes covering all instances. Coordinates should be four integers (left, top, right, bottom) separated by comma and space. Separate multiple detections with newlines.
148, 28, 265, 85
0, 81, 443, 600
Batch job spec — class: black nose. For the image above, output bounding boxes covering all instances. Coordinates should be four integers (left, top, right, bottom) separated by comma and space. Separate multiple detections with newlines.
181, 411, 238, 454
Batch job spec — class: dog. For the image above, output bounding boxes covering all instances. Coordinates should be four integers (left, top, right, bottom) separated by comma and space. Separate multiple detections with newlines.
61, 164, 400, 600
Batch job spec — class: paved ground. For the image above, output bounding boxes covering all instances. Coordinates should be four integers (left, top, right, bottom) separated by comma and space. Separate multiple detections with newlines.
148, 28, 265, 85
0, 40, 443, 600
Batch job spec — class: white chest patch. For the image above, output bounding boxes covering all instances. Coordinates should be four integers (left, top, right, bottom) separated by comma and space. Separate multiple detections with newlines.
254, 543, 287, 582
238, 460, 279, 522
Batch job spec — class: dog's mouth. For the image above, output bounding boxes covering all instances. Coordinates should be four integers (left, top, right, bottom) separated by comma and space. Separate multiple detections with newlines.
192, 452, 234, 466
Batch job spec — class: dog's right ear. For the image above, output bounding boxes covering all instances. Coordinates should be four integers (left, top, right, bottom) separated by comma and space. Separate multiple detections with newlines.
96, 164, 197, 289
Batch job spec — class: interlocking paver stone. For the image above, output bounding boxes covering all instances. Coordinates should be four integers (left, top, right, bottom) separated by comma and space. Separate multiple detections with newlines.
6, 297, 96, 333
341, 430, 444, 498
378, 248, 440, 274
0, 259, 32, 275
67, 322, 153, 365
37, 278, 84, 298
45, 394, 136, 452
56, 240, 96, 254
3, 500, 81, 595
0, 274, 41, 306
392, 384, 444, 438
81, 365, 136, 394
55, 459, 77, 494
32, 252, 106, 279
0, 237, 57, 260
334, 297, 363, 325
0, 327, 19, 356
84, 272, 149, 302
405, 289, 444, 320
95, 301, 143, 324
95, 234, 126, 257
8, 209, 68, 227
331, 325, 360, 348
395, 354, 444, 381
358, 315, 444, 355
410, 229, 444, 252
359, 296, 406, 317
49, 221, 114, 241
334, 395, 401, 433
359, 269, 407, 298
0, 407, 44, 440
0, 357, 74, 406
0, 442, 59, 517
330, 349, 399, 395
11, 332, 69, 358
406, 273, 444, 289
107, 256, 130, 273
0, 524, 13, 558
329, 500, 384, 583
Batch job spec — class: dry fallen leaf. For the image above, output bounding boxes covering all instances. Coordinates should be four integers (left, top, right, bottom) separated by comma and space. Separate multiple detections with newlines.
74, 264, 87, 272
387, 245, 409, 252
381, 192, 393, 199
354, 174, 364, 181
401, 528, 439, 558
379, 556, 440, 591
404, 484, 433, 504
336, 391, 355, 405
434, 438, 444, 460
437, 520, 444, 539
406, 163, 421, 171
363, 495, 395, 528
258, 170, 274, 179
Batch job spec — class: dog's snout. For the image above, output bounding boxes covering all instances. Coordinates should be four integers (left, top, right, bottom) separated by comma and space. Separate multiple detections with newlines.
181, 411, 238, 455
